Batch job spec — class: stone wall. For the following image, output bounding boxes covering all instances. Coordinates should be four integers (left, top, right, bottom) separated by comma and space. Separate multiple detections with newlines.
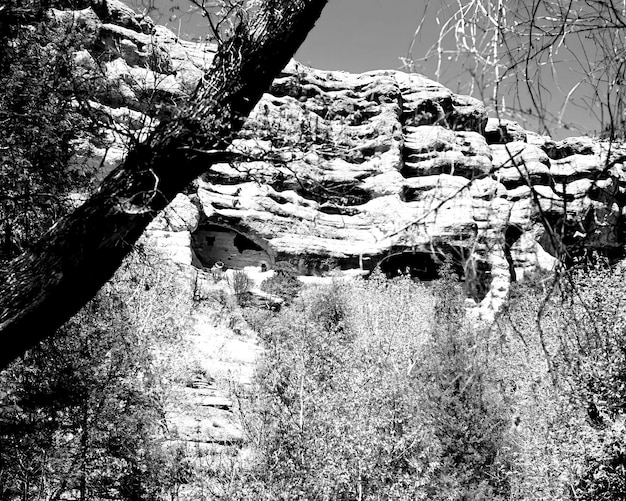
192, 225, 272, 271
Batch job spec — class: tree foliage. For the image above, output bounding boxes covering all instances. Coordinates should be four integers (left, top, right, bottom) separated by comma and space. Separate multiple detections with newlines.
169, 262, 626, 500
0, 252, 193, 501
499, 266, 626, 499
231, 274, 509, 500
0, 0, 100, 261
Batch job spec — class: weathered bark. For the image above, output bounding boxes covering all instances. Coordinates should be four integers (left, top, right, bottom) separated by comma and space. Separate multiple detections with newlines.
0, 0, 328, 369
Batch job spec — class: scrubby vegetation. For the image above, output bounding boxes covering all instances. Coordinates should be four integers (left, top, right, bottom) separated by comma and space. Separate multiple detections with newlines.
223, 271, 509, 500
259, 261, 302, 304
0, 252, 195, 500
498, 268, 626, 500
210, 265, 626, 501
0, 0, 101, 262
4, 260, 626, 500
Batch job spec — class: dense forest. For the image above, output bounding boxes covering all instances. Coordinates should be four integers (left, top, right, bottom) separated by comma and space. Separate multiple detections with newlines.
1, 0, 626, 500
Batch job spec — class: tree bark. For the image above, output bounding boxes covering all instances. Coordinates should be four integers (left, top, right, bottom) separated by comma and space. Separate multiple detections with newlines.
0, 0, 328, 369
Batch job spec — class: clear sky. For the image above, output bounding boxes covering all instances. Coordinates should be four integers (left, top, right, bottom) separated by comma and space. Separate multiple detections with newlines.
130, 0, 593, 138
295, 0, 426, 73
137, 0, 430, 73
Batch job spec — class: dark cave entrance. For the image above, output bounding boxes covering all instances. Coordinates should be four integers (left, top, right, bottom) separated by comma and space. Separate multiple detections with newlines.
378, 251, 447, 281
377, 249, 492, 302
504, 225, 523, 282
191, 224, 272, 270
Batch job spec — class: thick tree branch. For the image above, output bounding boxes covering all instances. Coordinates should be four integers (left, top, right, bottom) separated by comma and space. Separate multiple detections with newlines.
0, 0, 328, 369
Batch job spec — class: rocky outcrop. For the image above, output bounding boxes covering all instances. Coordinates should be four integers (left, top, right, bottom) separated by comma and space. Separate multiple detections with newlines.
59, 1, 626, 318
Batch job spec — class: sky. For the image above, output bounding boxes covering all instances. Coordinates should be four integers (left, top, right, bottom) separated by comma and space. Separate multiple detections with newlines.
138, 0, 432, 73
131, 0, 595, 139
295, 0, 425, 73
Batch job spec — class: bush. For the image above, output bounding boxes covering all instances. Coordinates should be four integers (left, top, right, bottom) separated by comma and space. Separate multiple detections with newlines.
260, 261, 301, 304
229, 269, 254, 306
0, 252, 193, 500
500, 265, 626, 500
0, 2, 100, 262
233, 274, 510, 500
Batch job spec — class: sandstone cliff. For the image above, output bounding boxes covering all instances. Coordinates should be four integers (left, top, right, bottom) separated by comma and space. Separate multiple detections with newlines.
58, 0, 626, 317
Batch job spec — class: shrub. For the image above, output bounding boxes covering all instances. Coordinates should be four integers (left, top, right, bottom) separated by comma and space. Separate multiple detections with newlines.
260, 261, 301, 304
0, 3, 101, 262
500, 265, 626, 500
229, 269, 254, 306
0, 252, 193, 500
408, 270, 510, 500
556, 268, 626, 500
235, 274, 510, 500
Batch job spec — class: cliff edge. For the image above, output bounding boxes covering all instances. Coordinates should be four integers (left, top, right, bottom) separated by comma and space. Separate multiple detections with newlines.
58, 1, 626, 318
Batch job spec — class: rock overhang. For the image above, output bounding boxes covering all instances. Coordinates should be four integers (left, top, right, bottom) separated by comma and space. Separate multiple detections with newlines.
51, 0, 626, 319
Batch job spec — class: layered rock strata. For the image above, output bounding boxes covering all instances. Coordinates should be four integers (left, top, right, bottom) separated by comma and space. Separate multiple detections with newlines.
59, 1, 626, 317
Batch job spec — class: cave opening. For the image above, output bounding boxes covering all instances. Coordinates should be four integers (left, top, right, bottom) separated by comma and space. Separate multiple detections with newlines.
378, 251, 448, 281
504, 225, 523, 282
191, 224, 272, 270
377, 249, 491, 302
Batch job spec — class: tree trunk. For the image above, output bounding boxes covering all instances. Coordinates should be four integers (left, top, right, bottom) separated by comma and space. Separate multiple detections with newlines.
0, 0, 328, 369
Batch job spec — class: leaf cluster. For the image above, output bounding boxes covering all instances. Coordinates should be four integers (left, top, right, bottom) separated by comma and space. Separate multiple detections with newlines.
0, 0, 100, 261
231, 275, 509, 500
0, 252, 194, 500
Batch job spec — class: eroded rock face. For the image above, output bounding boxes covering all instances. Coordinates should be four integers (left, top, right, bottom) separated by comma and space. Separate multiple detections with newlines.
60, 1, 626, 319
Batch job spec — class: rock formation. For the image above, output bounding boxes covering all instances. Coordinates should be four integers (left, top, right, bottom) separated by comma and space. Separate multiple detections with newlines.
59, 1, 626, 318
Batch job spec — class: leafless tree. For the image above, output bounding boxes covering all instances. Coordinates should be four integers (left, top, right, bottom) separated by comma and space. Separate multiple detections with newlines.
412, 0, 626, 138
